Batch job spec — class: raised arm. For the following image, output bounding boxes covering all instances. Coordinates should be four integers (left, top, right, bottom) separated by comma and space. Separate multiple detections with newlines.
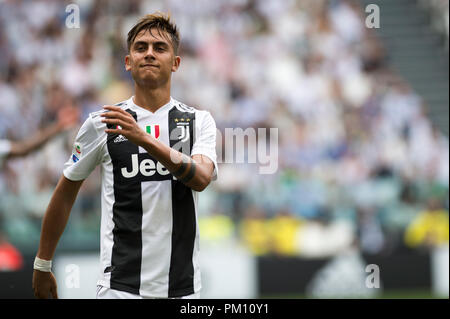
32, 175, 84, 299
9, 123, 64, 158
8, 106, 79, 158
101, 105, 215, 192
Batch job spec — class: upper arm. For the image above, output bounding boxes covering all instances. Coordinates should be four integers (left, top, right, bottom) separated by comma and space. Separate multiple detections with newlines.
63, 116, 105, 181
57, 174, 85, 197
191, 111, 218, 181
47, 174, 85, 212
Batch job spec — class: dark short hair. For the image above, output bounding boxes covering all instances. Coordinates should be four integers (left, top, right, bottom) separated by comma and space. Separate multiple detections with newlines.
127, 12, 180, 54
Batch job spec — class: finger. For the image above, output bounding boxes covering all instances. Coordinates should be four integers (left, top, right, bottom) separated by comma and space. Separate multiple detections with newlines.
105, 128, 123, 135
101, 118, 130, 129
100, 112, 133, 125
100, 109, 131, 118
102, 105, 121, 111
102, 115, 134, 125
102, 106, 131, 116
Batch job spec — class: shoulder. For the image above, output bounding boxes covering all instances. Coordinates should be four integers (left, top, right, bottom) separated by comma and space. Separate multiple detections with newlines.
89, 99, 129, 120
171, 98, 215, 124
171, 99, 196, 114
87, 99, 130, 131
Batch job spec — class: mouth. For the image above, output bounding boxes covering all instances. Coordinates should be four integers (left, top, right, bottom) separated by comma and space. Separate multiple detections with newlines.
140, 64, 159, 69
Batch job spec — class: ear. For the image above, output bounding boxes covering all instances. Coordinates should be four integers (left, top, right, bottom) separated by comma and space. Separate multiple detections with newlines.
125, 54, 131, 71
171, 56, 181, 72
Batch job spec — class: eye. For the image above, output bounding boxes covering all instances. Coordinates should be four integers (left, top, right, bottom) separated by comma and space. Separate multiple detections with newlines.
135, 44, 146, 52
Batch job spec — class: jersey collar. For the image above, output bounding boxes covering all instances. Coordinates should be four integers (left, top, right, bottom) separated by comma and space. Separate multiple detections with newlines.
130, 96, 174, 115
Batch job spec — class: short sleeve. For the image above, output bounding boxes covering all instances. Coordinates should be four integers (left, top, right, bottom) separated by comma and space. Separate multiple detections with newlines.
0, 139, 12, 166
63, 116, 105, 181
191, 111, 219, 181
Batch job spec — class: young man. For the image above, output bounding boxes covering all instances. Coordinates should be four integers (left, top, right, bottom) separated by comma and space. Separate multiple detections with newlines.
32, 13, 218, 299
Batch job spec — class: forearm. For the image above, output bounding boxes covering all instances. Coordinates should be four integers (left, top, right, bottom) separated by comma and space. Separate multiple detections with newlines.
37, 176, 82, 260
9, 123, 62, 158
141, 135, 210, 191
100, 105, 214, 191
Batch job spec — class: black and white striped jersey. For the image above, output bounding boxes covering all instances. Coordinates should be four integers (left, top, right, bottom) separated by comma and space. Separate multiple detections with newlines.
63, 96, 218, 298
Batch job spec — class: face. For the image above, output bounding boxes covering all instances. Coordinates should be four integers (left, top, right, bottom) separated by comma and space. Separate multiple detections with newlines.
125, 28, 180, 88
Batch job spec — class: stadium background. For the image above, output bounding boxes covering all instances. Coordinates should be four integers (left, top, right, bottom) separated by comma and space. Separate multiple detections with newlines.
0, 0, 448, 298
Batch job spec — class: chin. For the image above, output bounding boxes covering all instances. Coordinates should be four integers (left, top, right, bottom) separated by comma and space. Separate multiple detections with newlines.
132, 72, 154, 83
136, 78, 160, 88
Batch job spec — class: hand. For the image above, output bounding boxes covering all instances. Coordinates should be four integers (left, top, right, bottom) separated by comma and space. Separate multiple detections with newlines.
57, 105, 80, 131
32, 270, 59, 299
101, 105, 148, 146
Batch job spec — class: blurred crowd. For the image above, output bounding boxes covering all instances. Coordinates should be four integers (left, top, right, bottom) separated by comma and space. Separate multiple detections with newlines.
0, 0, 448, 262
418, 0, 449, 48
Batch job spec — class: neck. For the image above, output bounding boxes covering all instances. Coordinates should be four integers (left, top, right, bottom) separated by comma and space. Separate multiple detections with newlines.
133, 82, 171, 113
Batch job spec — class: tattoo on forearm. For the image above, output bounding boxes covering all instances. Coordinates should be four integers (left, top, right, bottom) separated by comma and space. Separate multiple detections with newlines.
173, 155, 189, 177
181, 160, 196, 183
173, 154, 196, 183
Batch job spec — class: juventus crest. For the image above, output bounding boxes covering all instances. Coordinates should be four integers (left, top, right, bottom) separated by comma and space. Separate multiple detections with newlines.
174, 118, 191, 143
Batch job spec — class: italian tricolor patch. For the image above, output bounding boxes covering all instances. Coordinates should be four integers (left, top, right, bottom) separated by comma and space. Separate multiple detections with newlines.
146, 124, 160, 139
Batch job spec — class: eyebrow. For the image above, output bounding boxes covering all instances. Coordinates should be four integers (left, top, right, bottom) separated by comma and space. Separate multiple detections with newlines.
133, 40, 170, 48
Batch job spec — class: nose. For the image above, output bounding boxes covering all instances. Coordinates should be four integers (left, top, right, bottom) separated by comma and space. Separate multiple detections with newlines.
144, 47, 156, 61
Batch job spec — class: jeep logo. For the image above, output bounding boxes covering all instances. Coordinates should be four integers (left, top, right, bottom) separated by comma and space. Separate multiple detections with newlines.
121, 154, 170, 178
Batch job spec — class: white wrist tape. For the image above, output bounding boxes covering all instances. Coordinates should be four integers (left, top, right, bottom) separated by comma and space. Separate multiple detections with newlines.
34, 257, 52, 272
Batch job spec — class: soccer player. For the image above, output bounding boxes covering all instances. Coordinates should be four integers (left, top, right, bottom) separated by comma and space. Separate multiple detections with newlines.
32, 13, 218, 299
0, 106, 79, 165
